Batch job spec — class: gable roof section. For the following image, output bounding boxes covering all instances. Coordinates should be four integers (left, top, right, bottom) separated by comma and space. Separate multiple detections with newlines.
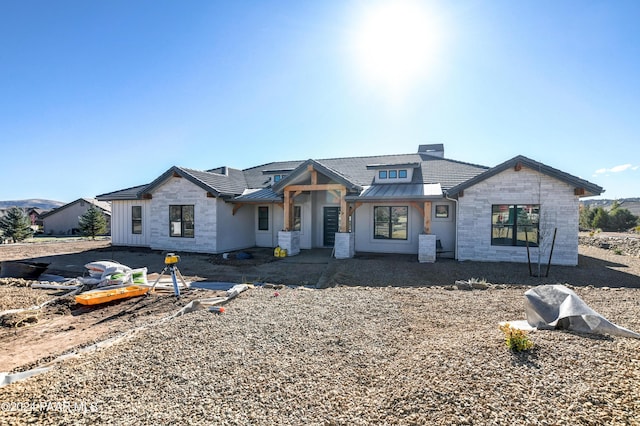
141, 166, 248, 198
94, 150, 493, 202
271, 159, 363, 193
40, 198, 111, 219
446, 155, 604, 197
242, 160, 306, 188
96, 184, 149, 201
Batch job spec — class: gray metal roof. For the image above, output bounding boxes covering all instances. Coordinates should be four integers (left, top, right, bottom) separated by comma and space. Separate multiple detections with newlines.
233, 187, 282, 202
345, 183, 443, 201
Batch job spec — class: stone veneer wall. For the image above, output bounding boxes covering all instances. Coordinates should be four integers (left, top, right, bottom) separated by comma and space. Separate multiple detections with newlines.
334, 232, 355, 259
418, 234, 436, 263
149, 176, 219, 253
457, 166, 580, 266
278, 231, 301, 256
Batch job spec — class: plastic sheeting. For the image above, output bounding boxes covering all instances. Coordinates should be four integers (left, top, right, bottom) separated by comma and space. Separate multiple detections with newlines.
524, 284, 640, 339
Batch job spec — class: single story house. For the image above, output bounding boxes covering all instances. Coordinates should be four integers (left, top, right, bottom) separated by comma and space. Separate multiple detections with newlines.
96, 144, 602, 265
41, 198, 111, 236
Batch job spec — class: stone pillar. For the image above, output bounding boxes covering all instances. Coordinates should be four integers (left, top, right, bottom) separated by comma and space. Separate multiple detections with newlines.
278, 231, 300, 256
418, 234, 436, 263
334, 232, 355, 259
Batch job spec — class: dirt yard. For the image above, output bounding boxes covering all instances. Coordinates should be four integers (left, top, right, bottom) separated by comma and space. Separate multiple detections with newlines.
0, 237, 639, 375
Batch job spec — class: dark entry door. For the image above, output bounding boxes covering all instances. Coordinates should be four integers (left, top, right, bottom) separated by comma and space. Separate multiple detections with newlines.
323, 207, 340, 247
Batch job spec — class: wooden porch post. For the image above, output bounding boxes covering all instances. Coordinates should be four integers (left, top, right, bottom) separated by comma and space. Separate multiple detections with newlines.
283, 190, 291, 231
339, 188, 348, 232
423, 201, 432, 234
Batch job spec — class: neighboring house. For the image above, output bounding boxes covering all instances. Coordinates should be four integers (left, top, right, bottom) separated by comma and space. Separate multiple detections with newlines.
96, 145, 602, 265
26, 208, 46, 232
0, 207, 47, 233
41, 198, 111, 236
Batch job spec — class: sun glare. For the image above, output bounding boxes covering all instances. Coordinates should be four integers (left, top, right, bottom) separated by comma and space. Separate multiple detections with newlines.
349, 0, 443, 101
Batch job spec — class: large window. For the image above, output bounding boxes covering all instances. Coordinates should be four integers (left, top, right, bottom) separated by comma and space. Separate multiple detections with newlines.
169, 205, 194, 238
132, 206, 142, 234
374, 206, 408, 240
258, 206, 269, 231
491, 204, 539, 246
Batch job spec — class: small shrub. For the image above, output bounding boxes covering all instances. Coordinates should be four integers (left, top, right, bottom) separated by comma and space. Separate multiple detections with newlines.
613, 248, 623, 255
499, 323, 534, 352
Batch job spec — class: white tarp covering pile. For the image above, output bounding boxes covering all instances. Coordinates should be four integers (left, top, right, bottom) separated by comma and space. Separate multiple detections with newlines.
524, 284, 640, 339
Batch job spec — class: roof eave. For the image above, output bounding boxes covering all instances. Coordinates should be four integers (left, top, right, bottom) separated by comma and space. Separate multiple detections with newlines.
446, 156, 604, 197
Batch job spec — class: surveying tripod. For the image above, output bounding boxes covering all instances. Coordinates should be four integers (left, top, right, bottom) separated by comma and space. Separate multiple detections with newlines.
149, 253, 189, 297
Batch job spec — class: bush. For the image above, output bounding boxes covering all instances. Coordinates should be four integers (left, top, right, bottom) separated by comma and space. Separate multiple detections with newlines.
499, 323, 534, 352
580, 202, 639, 232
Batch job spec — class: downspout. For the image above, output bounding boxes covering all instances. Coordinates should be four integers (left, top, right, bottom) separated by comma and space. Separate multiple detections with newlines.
444, 191, 459, 260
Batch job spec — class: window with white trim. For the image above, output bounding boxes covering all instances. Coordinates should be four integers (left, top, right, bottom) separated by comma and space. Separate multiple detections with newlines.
258, 206, 269, 231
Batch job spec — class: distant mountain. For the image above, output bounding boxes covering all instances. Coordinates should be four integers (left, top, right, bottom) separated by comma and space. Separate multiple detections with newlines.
582, 198, 640, 217
0, 199, 66, 210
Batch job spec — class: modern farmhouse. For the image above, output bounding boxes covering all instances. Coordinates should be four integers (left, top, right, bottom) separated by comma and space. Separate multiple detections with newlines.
96, 144, 602, 265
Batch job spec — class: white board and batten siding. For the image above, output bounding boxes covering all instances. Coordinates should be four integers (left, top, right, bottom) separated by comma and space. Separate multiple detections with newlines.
456, 166, 580, 266
110, 200, 151, 247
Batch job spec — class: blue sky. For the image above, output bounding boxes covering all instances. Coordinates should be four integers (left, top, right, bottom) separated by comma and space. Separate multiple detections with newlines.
1, 0, 638, 203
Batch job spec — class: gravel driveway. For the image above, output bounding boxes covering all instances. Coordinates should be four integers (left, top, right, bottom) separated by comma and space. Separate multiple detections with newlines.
0, 239, 639, 424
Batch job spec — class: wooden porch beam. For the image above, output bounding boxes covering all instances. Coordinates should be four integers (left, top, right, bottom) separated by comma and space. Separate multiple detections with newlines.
307, 164, 319, 185
232, 204, 243, 216
409, 201, 432, 234
409, 201, 424, 216
348, 202, 363, 216
285, 183, 345, 192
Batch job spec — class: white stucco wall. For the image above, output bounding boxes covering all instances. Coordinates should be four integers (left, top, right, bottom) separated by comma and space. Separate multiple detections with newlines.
255, 203, 284, 248
215, 200, 255, 253
456, 166, 580, 266
353, 201, 456, 254
109, 200, 150, 247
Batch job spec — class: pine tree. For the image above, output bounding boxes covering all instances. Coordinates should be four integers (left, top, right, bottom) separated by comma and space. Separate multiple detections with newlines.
609, 206, 639, 231
0, 207, 33, 243
78, 206, 108, 240
591, 208, 609, 230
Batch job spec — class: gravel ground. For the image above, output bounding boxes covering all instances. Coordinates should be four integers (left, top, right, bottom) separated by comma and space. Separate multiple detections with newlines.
1, 284, 639, 425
